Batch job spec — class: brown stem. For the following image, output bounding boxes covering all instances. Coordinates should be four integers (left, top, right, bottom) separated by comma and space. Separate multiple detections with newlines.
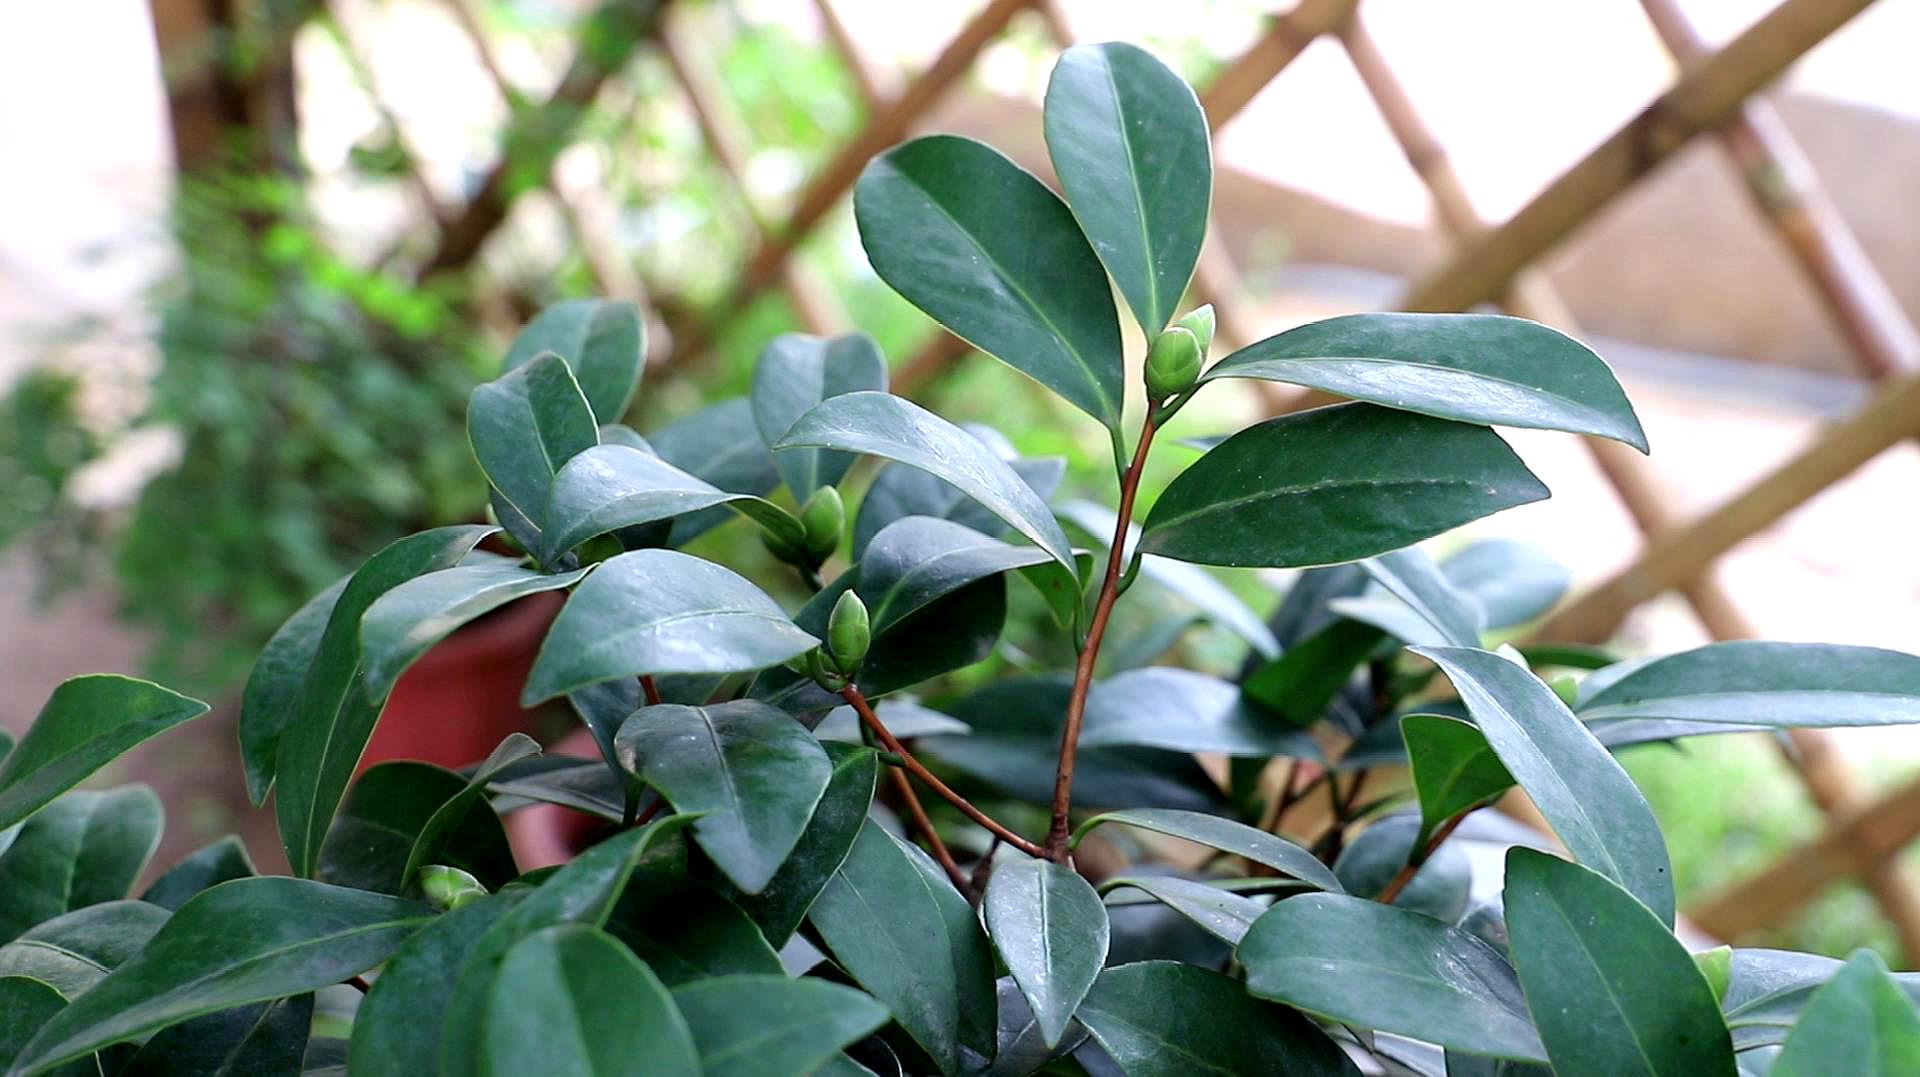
886, 764, 969, 890
1375, 814, 1467, 905
347, 975, 373, 994
839, 685, 1047, 859
640, 675, 663, 706
1047, 416, 1159, 860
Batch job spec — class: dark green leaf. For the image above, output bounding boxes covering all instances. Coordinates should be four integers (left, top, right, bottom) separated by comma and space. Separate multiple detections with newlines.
984, 858, 1108, 1048
604, 868, 781, 986
855, 517, 1053, 634
1200, 313, 1647, 450
1082, 668, 1318, 757
1577, 641, 1920, 728
854, 135, 1123, 428
240, 577, 347, 806
616, 700, 831, 894
0, 786, 163, 943
400, 734, 539, 894
1044, 43, 1209, 335
1239, 893, 1545, 1061
316, 761, 515, 896
1240, 619, 1382, 727
486, 759, 628, 822
0, 677, 206, 833
118, 996, 312, 1077
9, 878, 426, 1075
348, 890, 524, 1077
139, 837, 254, 911
1416, 646, 1674, 924
524, 549, 817, 704
1404, 714, 1513, 847
715, 742, 876, 946
0, 901, 168, 999
1441, 540, 1569, 630
1099, 875, 1267, 946
1504, 848, 1734, 1076
1072, 808, 1340, 893
751, 333, 888, 499
651, 398, 782, 545
0, 978, 70, 1074
808, 821, 996, 1074
467, 352, 599, 535
673, 974, 890, 1077
1077, 961, 1359, 1077
538, 445, 799, 566
501, 298, 644, 424
1770, 950, 1920, 1076
359, 564, 587, 699
853, 446, 1065, 558
1352, 547, 1484, 647
479, 924, 697, 1077
1140, 403, 1548, 568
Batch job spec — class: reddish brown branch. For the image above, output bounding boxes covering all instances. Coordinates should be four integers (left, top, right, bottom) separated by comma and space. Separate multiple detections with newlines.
886, 764, 968, 890
1375, 814, 1467, 906
640, 675, 663, 706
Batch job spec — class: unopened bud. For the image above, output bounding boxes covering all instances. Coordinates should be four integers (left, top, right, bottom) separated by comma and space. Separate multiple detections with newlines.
800, 487, 844, 563
1175, 304, 1216, 358
419, 864, 488, 911
828, 590, 871, 674
1144, 326, 1202, 400
761, 524, 807, 566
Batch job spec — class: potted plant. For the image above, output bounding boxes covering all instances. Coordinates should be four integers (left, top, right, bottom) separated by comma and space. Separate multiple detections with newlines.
4, 42, 1919, 1076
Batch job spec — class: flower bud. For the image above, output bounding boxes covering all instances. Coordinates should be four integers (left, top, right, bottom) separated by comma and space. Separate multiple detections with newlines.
828, 590, 871, 674
1144, 326, 1202, 400
1175, 304, 1216, 358
419, 864, 488, 911
760, 522, 807, 565
800, 487, 844, 563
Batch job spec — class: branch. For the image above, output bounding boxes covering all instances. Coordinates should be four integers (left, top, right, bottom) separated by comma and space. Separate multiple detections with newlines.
886, 763, 968, 890
1375, 814, 1466, 906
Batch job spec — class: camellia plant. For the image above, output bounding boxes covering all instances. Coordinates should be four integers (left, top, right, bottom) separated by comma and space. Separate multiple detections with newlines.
8, 41, 1920, 1077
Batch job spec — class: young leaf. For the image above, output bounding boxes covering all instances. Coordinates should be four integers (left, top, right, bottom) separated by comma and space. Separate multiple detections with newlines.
1200, 313, 1647, 450
854, 136, 1124, 429
751, 333, 889, 499
1140, 404, 1548, 567
604, 868, 783, 986
501, 298, 645, 424
1403, 714, 1514, 847
115, 995, 312, 1077
348, 891, 524, 1077
239, 577, 347, 806
1770, 950, 1920, 1076
0, 786, 163, 944
8, 878, 427, 1076
1043, 43, 1211, 336
1072, 808, 1341, 893
616, 701, 832, 894
523, 549, 817, 704
650, 397, 784, 545
1503, 849, 1735, 1076
715, 742, 877, 946
1076, 961, 1359, 1077
672, 975, 890, 1077
984, 858, 1109, 1049
808, 821, 997, 1074
139, 836, 254, 911
467, 352, 599, 534
0, 901, 168, 1000
0, 978, 68, 1074
1416, 646, 1675, 925
0, 676, 207, 833
359, 563, 589, 699
1577, 641, 1920, 728
1355, 547, 1485, 647
315, 761, 514, 896
776, 393, 1076, 572
479, 925, 699, 1077
1238, 893, 1546, 1062
1081, 668, 1319, 758
1100, 875, 1268, 947
537, 445, 799, 566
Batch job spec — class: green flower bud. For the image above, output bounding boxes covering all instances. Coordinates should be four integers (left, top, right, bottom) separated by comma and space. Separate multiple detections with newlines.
575, 533, 624, 567
1694, 945, 1732, 1004
1548, 673, 1580, 708
1144, 326, 1202, 400
760, 522, 808, 565
1175, 304, 1216, 358
419, 864, 488, 911
800, 487, 844, 563
828, 590, 871, 674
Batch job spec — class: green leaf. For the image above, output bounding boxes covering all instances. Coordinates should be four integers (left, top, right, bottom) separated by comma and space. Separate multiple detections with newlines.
1442, 539, 1570, 630
818, 701, 968, 743
1076, 961, 1359, 1077
1416, 645, 1675, 924
1771, 950, 1920, 1076
616, 700, 831, 894
1503, 848, 1734, 1076
480, 924, 698, 1077
240, 577, 347, 806
751, 333, 889, 499
0, 901, 168, 999
0, 677, 206, 834
1238, 893, 1545, 1062
777, 393, 1076, 571
1240, 619, 1383, 726
853, 439, 1065, 558
855, 516, 1054, 634
1141, 403, 1548, 567
672, 975, 890, 1077
0, 978, 70, 1075
1577, 641, 1920, 728
1333, 816, 1472, 924
400, 734, 540, 894
604, 868, 782, 986
538, 445, 799, 566
1353, 547, 1484, 647
1200, 313, 1647, 450
854, 136, 1123, 428
808, 821, 996, 1074
274, 524, 496, 877
651, 398, 782, 546
1073, 808, 1341, 893
984, 858, 1108, 1049
524, 549, 817, 704
1404, 714, 1514, 847
9, 878, 426, 1076
359, 563, 587, 700
139, 837, 254, 911
467, 352, 599, 535
715, 742, 876, 946
1044, 43, 1210, 335
1099, 875, 1267, 947
0, 786, 162, 944
348, 891, 524, 1077
116, 995, 312, 1077
502, 299, 644, 424
316, 761, 515, 896
1081, 668, 1319, 757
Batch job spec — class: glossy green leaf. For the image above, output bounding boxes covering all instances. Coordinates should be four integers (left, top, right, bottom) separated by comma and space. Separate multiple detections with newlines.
1240, 619, 1382, 727
1771, 950, 1920, 1076
1077, 961, 1359, 1077
984, 858, 1108, 1049
1504, 849, 1734, 1076
0, 676, 206, 834
480, 924, 698, 1077
853, 443, 1065, 558
1239, 893, 1545, 1061
1417, 645, 1674, 924
616, 700, 830, 894
468, 351, 599, 535
777, 393, 1075, 571
1442, 539, 1570, 630
348, 891, 524, 1077
117, 995, 311, 1077
537, 445, 799, 566
1099, 875, 1267, 947
1404, 714, 1513, 847
651, 398, 783, 546
316, 761, 515, 896
855, 516, 1053, 634
501, 298, 644, 424
1200, 313, 1647, 450
716, 742, 876, 946
1333, 815, 1472, 924
0, 786, 162, 944
1577, 641, 1920, 728
1353, 547, 1484, 647
0, 901, 168, 1000
808, 821, 996, 1074
1074, 808, 1341, 894
751, 333, 888, 499
673, 974, 890, 1077
604, 868, 781, 986
359, 563, 587, 699
1081, 668, 1318, 757
0, 978, 69, 1074
1141, 403, 1548, 567
400, 734, 539, 894
524, 549, 817, 704
139, 837, 254, 912
1044, 43, 1210, 335
274, 524, 495, 877
9, 878, 426, 1076
240, 577, 347, 806
486, 758, 628, 822
854, 135, 1123, 428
